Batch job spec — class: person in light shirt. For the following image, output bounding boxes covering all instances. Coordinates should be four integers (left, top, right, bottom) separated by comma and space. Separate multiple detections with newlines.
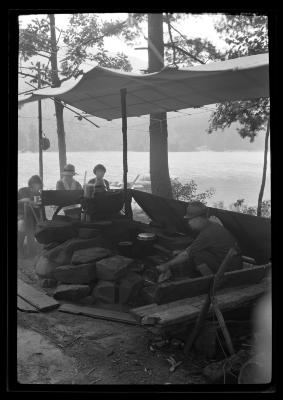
56, 164, 82, 219
56, 164, 82, 191
18, 175, 43, 257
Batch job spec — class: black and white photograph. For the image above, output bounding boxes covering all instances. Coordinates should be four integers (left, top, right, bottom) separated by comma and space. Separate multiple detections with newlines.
14, 11, 272, 389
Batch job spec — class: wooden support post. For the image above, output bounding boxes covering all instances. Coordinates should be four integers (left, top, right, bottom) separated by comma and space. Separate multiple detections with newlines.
37, 64, 43, 182
120, 88, 132, 219
120, 88, 128, 193
257, 115, 270, 217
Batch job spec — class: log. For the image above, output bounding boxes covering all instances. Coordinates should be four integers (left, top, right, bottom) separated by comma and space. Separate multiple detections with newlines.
17, 279, 59, 312
59, 303, 139, 325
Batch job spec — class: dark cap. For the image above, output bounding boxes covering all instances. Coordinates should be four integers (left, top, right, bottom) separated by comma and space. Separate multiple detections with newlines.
28, 175, 43, 187
93, 164, 106, 174
184, 201, 208, 220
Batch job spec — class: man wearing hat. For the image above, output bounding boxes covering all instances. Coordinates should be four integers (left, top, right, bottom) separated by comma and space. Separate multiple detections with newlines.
56, 164, 82, 191
157, 201, 243, 282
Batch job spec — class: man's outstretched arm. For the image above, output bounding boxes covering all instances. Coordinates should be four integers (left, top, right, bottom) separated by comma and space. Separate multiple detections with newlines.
156, 249, 190, 273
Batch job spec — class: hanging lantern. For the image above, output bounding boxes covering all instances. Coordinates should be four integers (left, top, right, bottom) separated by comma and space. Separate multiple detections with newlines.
41, 136, 50, 151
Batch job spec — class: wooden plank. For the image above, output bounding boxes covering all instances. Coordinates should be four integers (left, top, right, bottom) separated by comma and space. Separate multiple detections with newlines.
140, 281, 267, 326
17, 279, 59, 312
130, 303, 159, 321
130, 296, 205, 322
59, 303, 139, 325
142, 304, 199, 326
150, 282, 266, 328
155, 275, 211, 304
17, 296, 38, 313
155, 264, 270, 304
133, 273, 269, 324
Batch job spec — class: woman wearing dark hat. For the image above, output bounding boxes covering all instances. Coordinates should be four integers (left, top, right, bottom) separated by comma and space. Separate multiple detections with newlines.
56, 164, 82, 191
18, 175, 43, 257
88, 164, 110, 194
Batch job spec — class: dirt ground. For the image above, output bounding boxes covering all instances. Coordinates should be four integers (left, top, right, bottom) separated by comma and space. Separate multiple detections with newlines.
18, 254, 209, 385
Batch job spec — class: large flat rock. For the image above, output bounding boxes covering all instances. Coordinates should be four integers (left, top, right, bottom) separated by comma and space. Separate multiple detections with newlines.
53, 284, 90, 301
96, 255, 134, 281
34, 220, 77, 245
71, 247, 112, 265
54, 263, 97, 284
35, 255, 58, 279
92, 281, 117, 303
44, 237, 107, 266
119, 272, 144, 305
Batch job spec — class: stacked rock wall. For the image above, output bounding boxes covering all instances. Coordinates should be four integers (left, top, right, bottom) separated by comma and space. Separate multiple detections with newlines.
35, 231, 144, 306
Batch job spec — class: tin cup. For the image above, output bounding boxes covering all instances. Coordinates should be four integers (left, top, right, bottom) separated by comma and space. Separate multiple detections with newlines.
33, 195, 41, 205
84, 184, 95, 198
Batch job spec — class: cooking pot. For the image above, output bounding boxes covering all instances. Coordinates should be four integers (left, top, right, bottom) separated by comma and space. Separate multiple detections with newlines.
135, 232, 157, 256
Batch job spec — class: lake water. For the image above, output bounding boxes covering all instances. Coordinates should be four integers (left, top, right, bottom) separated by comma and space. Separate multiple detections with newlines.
18, 151, 270, 208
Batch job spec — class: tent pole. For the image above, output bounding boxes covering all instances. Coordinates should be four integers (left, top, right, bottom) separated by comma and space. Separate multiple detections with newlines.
120, 88, 132, 219
37, 64, 43, 183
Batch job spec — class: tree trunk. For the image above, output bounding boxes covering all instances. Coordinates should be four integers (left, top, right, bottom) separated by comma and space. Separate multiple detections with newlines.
48, 14, 67, 175
148, 13, 172, 198
257, 117, 270, 217
54, 100, 67, 173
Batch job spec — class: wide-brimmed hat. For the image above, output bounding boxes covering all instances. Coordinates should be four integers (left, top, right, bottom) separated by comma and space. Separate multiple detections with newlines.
62, 164, 78, 176
184, 201, 208, 220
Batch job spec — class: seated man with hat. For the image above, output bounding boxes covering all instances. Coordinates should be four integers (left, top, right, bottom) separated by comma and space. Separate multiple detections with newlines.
157, 201, 243, 282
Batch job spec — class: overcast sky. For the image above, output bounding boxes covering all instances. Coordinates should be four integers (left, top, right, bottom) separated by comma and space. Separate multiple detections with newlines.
19, 13, 228, 73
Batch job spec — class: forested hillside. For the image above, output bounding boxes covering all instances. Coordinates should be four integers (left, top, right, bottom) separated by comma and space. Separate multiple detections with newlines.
18, 98, 266, 152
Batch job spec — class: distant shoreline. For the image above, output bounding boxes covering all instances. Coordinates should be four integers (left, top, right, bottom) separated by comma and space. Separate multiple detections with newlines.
18, 149, 266, 153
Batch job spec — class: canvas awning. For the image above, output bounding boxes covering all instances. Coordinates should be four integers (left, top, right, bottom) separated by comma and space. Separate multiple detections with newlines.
18, 53, 269, 120
131, 189, 271, 264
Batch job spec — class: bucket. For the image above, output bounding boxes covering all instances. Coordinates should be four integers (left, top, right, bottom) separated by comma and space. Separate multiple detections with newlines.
117, 241, 133, 257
